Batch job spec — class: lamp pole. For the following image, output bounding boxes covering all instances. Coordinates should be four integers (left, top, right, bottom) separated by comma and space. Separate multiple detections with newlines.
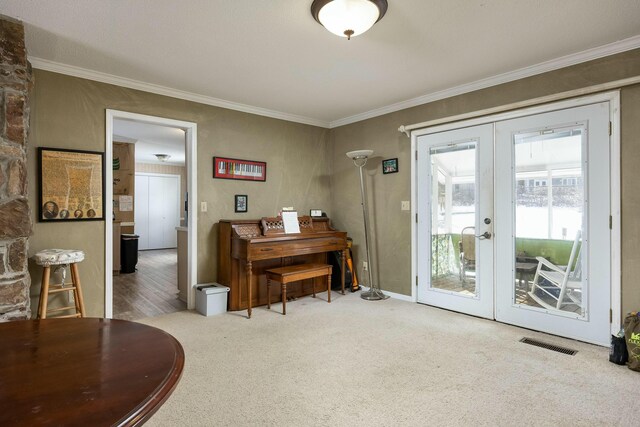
347, 150, 388, 301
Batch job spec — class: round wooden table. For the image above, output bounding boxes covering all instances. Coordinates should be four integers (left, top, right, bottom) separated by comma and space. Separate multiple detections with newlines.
0, 318, 184, 426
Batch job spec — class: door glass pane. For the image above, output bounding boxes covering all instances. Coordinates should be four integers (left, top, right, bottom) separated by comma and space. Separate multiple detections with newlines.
513, 127, 585, 317
429, 141, 478, 296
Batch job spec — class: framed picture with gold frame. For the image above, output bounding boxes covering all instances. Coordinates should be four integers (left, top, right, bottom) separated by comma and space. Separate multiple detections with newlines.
38, 147, 105, 222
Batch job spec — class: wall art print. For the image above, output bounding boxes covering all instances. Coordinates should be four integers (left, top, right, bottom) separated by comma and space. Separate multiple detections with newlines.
38, 147, 105, 222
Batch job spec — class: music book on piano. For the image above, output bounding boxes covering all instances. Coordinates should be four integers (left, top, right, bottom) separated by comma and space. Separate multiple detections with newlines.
282, 211, 300, 234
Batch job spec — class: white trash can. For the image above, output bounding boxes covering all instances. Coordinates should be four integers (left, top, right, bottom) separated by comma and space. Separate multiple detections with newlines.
195, 283, 230, 316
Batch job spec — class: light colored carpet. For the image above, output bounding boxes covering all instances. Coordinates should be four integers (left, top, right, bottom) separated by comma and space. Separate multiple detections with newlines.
140, 292, 639, 426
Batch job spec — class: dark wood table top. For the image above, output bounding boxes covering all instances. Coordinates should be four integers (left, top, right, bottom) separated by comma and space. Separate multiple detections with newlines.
0, 318, 184, 426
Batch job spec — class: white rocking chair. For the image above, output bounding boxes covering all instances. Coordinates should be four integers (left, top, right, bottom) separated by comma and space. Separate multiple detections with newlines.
528, 230, 583, 311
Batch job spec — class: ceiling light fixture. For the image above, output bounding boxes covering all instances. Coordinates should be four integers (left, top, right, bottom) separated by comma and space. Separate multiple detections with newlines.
311, 0, 388, 40
154, 154, 171, 162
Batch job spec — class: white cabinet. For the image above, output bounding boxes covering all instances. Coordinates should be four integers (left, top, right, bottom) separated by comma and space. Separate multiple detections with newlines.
135, 174, 180, 250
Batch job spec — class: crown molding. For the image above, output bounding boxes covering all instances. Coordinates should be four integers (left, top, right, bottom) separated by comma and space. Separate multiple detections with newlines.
29, 34, 640, 130
28, 57, 330, 128
329, 34, 640, 128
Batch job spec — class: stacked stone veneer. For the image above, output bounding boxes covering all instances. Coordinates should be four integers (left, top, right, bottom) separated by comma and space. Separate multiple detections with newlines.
0, 17, 33, 321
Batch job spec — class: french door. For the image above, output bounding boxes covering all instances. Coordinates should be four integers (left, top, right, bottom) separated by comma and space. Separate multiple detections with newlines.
416, 123, 494, 319
416, 100, 612, 345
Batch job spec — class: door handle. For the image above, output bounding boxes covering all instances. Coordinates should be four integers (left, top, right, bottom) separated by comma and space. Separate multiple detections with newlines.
476, 231, 492, 240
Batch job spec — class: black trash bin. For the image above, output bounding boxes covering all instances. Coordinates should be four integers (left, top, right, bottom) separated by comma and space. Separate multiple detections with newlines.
121, 234, 139, 274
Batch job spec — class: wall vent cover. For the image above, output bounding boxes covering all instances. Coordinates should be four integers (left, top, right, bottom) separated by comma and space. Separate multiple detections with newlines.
519, 337, 578, 355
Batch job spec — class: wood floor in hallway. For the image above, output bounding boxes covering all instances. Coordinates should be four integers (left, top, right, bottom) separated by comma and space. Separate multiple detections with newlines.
113, 248, 186, 321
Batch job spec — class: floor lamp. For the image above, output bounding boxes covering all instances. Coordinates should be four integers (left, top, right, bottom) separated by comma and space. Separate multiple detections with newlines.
346, 150, 388, 301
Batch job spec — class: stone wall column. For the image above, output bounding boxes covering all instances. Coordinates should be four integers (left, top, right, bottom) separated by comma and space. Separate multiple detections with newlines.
0, 16, 33, 321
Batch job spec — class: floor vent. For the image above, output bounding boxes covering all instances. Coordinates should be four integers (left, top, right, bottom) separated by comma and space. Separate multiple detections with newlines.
519, 338, 578, 355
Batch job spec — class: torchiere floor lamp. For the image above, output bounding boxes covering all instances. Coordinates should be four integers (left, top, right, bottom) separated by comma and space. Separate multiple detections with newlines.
346, 150, 388, 301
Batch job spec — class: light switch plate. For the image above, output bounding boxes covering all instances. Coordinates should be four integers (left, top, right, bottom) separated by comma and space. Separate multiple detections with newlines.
401, 201, 410, 211
201, 201, 207, 212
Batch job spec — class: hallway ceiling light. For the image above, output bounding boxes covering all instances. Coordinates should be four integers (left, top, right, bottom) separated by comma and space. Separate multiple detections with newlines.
154, 153, 171, 162
311, 0, 388, 40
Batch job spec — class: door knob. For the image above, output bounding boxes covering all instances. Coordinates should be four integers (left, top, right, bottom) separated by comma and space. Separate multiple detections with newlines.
476, 231, 492, 239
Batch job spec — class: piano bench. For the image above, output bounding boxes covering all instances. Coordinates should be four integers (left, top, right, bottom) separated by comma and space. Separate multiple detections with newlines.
265, 263, 333, 315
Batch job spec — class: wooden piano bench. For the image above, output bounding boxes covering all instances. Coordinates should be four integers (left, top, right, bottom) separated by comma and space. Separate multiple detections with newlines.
265, 263, 333, 315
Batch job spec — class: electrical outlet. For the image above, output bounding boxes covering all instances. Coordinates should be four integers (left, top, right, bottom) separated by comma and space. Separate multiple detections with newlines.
362, 261, 368, 271
401, 201, 410, 211
201, 202, 207, 212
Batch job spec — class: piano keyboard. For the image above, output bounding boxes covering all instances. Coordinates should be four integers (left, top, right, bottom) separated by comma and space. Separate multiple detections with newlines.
218, 161, 263, 178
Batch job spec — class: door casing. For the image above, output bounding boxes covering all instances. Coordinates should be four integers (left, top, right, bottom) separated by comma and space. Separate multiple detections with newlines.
105, 110, 199, 315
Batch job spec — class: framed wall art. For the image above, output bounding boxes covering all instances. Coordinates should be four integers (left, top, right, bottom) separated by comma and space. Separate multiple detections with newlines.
213, 156, 266, 181
382, 158, 398, 174
235, 195, 248, 213
38, 147, 105, 222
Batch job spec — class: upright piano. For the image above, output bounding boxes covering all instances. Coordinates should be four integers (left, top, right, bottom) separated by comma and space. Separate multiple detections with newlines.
218, 216, 347, 317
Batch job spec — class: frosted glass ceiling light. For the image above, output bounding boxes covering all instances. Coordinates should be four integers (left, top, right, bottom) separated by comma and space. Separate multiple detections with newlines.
311, 0, 388, 40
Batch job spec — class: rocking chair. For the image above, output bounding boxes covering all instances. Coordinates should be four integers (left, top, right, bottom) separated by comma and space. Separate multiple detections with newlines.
528, 230, 583, 311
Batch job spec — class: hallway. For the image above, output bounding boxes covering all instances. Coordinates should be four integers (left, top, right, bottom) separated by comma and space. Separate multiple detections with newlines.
113, 249, 186, 320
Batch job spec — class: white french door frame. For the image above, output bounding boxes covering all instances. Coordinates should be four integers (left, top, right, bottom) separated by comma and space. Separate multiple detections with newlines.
105, 110, 198, 315
410, 91, 621, 336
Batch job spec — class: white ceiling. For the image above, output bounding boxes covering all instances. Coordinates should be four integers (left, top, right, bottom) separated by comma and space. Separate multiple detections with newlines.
113, 119, 185, 166
2, 1, 640, 127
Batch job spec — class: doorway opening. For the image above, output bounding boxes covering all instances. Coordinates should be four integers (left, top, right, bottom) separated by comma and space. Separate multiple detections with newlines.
105, 110, 197, 319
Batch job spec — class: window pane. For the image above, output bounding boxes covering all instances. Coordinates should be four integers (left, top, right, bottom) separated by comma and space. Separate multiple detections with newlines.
513, 127, 585, 316
429, 141, 478, 297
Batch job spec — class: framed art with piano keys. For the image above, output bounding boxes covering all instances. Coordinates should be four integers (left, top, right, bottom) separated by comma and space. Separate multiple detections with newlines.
213, 156, 267, 181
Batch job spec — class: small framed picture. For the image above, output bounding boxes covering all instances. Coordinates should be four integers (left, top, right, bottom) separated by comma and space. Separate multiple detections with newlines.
235, 195, 248, 213
310, 209, 322, 217
382, 158, 398, 174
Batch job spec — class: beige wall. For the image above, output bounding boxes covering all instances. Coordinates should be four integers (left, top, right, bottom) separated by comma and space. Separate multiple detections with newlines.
620, 84, 640, 316
330, 49, 640, 317
28, 70, 331, 316
27, 48, 640, 319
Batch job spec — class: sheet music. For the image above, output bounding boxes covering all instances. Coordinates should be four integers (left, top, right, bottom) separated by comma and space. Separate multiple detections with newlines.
282, 211, 300, 234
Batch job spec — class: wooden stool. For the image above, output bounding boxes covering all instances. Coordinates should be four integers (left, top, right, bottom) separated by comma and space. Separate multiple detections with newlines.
34, 249, 86, 319
266, 263, 332, 315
